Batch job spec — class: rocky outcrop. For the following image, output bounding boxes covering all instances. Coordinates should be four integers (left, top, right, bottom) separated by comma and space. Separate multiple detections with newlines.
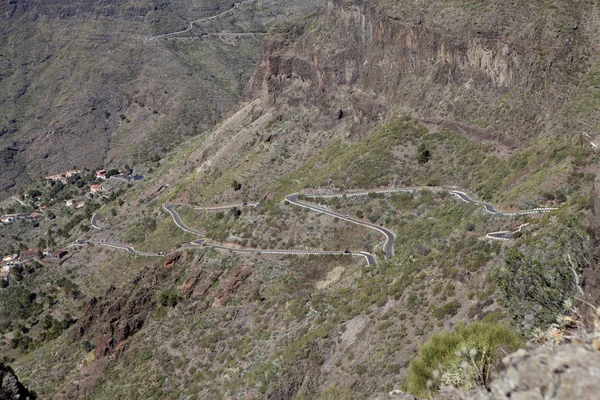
248, 0, 589, 141
163, 252, 182, 268
183, 269, 201, 292
0, 363, 35, 399
383, 343, 600, 400
192, 269, 223, 298
95, 306, 148, 359
444, 343, 600, 400
73, 268, 157, 359
181, 267, 224, 298
212, 266, 252, 307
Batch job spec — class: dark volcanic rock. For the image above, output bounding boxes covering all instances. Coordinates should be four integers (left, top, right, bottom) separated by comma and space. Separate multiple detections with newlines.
0, 363, 35, 399
72, 268, 156, 359
212, 266, 252, 307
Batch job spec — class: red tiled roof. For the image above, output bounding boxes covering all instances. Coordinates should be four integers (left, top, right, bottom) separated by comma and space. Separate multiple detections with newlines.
20, 248, 39, 258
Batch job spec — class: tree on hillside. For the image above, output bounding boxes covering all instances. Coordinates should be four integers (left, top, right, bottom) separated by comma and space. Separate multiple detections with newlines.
494, 214, 588, 329
417, 144, 431, 164
105, 169, 120, 178
27, 189, 42, 198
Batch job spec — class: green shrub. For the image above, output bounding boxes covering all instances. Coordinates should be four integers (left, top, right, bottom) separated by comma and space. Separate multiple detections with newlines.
40, 314, 75, 342
105, 169, 120, 178
493, 214, 587, 328
159, 291, 181, 307
417, 145, 431, 164
403, 322, 522, 398
0, 286, 43, 330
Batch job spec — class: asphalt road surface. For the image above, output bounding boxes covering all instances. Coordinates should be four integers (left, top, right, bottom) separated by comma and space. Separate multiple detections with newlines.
449, 190, 555, 215
486, 223, 529, 241
71, 240, 163, 256
84, 187, 556, 262
164, 204, 206, 236
204, 243, 376, 265
300, 188, 556, 242
301, 187, 555, 216
285, 193, 395, 259
91, 212, 102, 229
146, 0, 259, 40
194, 203, 259, 211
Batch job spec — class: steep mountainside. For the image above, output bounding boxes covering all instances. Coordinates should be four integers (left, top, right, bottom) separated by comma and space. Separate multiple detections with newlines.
2, 0, 600, 399
249, 0, 600, 144
0, 0, 321, 195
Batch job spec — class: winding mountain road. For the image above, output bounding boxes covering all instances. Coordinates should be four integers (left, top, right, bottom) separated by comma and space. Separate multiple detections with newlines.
299, 187, 556, 242
161, 32, 268, 41
194, 203, 259, 211
486, 223, 529, 241
165, 203, 376, 265
88, 210, 165, 256
449, 190, 555, 215
285, 194, 395, 259
91, 241, 162, 257
300, 187, 555, 216
164, 204, 206, 237
70, 240, 163, 257
91, 211, 102, 229
205, 243, 376, 265
146, 0, 259, 41
84, 186, 557, 263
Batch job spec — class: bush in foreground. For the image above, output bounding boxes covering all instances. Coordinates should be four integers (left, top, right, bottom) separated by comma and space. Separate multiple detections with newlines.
403, 322, 522, 398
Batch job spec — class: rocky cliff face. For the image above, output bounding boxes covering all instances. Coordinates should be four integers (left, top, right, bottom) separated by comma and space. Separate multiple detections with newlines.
248, 0, 593, 143
444, 343, 600, 400
73, 266, 158, 359
0, 363, 35, 400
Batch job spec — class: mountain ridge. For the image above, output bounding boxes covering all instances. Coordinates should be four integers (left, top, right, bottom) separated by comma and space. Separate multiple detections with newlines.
1, 0, 600, 399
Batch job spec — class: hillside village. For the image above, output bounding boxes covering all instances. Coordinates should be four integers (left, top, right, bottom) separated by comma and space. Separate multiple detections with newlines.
0, 167, 144, 282
0, 167, 143, 219
1, 248, 68, 284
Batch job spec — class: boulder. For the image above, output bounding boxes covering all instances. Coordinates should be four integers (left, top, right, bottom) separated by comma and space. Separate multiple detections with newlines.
0, 363, 35, 399
213, 266, 252, 307
163, 252, 181, 268
437, 343, 600, 400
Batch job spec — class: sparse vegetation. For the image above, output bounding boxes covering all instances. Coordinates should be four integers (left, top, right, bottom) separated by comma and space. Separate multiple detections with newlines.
403, 322, 523, 397
493, 214, 588, 328
2, 0, 600, 398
